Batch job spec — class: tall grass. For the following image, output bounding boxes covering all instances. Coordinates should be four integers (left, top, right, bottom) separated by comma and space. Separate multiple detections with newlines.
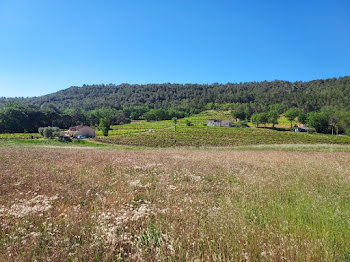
0, 148, 349, 261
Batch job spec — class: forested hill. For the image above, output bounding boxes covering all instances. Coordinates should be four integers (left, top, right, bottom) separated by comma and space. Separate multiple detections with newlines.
1, 76, 350, 112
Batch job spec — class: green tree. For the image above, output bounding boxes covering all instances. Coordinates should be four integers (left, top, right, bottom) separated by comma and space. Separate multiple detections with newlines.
251, 113, 261, 127
205, 102, 219, 110
267, 110, 279, 128
328, 111, 343, 135
70, 108, 87, 126
325, 109, 350, 135
99, 118, 110, 136
232, 109, 246, 121
0, 106, 31, 133
338, 111, 350, 135
269, 103, 286, 114
298, 111, 307, 125
113, 112, 131, 125
284, 108, 300, 128
307, 111, 330, 133
123, 106, 149, 120
260, 112, 268, 127
141, 110, 158, 121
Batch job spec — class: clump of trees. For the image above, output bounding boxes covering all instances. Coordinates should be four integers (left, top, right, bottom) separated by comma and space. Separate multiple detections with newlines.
246, 104, 282, 128
251, 112, 268, 127
306, 108, 350, 135
0, 103, 73, 133
231, 104, 253, 122
141, 109, 186, 121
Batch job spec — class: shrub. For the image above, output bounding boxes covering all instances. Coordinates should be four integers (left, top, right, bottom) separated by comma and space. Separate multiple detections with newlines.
38, 127, 60, 139
38, 127, 44, 136
58, 136, 72, 142
234, 121, 249, 128
185, 120, 193, 126
307, 129, 316, 134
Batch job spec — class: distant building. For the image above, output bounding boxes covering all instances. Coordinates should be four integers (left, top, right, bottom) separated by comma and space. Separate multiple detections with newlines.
207, 119, 233, 127
66, 125, 95, 138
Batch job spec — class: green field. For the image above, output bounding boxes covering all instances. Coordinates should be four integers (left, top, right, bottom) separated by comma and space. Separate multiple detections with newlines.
95, 111, 350, 147
0, 138, 105, 148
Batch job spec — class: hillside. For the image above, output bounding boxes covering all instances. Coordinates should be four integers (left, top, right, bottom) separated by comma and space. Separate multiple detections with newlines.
93, 111, 350, 147
1, 76, 350, 112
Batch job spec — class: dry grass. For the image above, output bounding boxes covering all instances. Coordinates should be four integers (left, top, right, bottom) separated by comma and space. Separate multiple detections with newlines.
0, 148, 350, 261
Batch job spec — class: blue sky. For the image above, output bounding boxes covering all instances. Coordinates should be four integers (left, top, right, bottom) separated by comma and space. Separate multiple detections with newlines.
0, 0, 349, 97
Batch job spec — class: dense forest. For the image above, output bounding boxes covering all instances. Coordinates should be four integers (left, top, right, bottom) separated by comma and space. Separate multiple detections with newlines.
1, 76, 350, 113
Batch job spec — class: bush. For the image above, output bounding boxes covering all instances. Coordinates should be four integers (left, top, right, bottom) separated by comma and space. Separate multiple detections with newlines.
38, 127, 60, 139
38, 127, 44, 136
234, 121, 249, 128
58, 136, 72, 142
185, 120, 193, 126
307, 129, 316, 134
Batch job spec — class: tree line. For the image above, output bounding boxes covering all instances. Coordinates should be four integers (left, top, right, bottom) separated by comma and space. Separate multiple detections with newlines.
0, 103, 188, 134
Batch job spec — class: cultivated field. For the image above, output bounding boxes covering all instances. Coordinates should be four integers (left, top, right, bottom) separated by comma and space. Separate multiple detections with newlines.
96, 111, 350, 147
1, 146, 350, 261
1, 111, 350, 148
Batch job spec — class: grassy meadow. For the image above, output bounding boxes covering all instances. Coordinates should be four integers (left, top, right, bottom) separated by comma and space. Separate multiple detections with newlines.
0, 147, 349, 261
0, 138, 106, 148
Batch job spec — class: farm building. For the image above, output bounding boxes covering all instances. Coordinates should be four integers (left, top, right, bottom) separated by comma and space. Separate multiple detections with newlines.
207, 119, 233, 127
66, 125, 95, 138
